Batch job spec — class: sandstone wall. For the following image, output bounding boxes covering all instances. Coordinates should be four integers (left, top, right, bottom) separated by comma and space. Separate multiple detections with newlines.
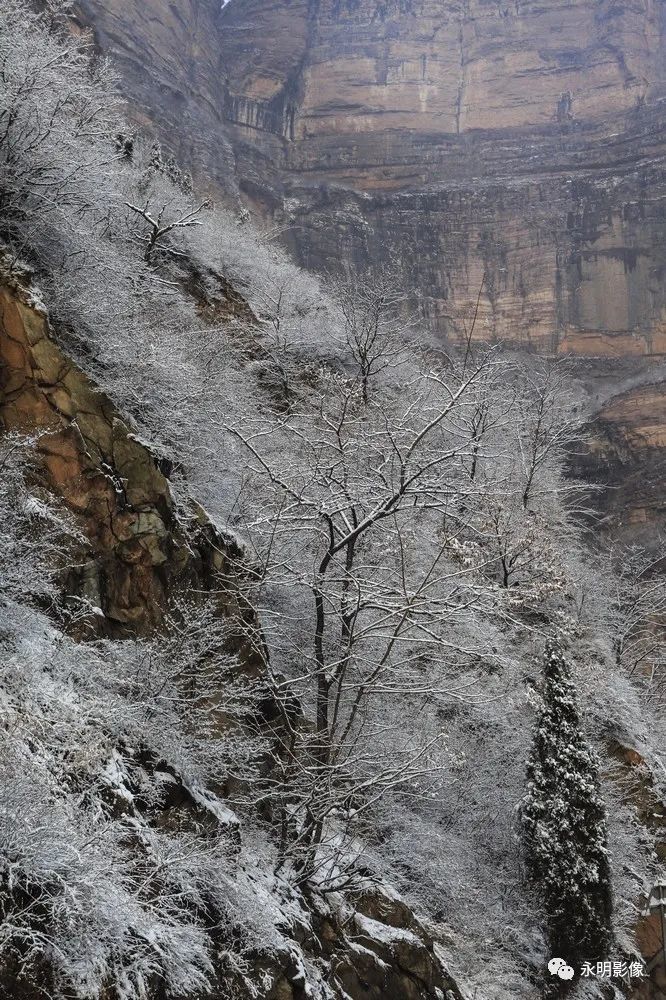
218, 0, 666, 353
75, 0, 237, 199
215, 0, 666, 356
76, 0, 666, 355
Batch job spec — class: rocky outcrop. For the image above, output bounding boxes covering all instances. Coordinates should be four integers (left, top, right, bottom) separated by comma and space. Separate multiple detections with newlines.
266, 886, 468, 1000
331, 889, 465, 1000
567, 360, 666, 541
0, 261, 253, 640
607, 740, 666, 998
216, 0, 666, 352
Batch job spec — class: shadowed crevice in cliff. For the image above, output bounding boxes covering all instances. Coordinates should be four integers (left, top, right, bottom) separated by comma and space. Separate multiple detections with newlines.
569, 372, 666, 543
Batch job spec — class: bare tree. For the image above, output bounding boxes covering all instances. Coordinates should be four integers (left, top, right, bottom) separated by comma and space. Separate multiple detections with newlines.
513, 357, 581, 511
459, 357, 587, 594
0, 0, 120, 254
226, 348, 515, 888
125, 198, 210, 264
336, 265, 414, 404
605, 544, 666, 704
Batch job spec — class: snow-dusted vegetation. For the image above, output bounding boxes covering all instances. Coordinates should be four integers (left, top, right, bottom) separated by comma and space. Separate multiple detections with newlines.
1, 3, 665, 999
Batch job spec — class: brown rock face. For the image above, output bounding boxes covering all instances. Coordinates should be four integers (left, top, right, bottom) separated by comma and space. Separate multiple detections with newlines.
564, 357, 666, 540
75, 0, 237, 193
78, 0, 666, 354
0, 265, 253, 639
218, 0, 666, 352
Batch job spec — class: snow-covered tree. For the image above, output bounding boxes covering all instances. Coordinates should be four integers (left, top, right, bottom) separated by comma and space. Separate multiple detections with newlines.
604, 542, 666, 706
225, 346, 524, 888
521, 641, 613, 970
0, 0, 120, 256
335, 263, 413, 404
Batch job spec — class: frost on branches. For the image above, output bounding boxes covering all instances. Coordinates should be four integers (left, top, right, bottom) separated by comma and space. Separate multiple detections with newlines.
521, 641, 613, 969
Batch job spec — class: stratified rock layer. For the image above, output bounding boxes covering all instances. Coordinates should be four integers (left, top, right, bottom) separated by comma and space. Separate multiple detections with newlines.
78, 0, 666, 352
219, 0, 666, 351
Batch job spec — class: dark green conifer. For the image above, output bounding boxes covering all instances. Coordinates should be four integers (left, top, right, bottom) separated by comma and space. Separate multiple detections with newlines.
521, 641, 613, 969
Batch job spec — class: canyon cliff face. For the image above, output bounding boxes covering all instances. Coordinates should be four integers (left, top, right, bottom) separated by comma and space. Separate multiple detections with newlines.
218, 0, 666, 352
5, 8, 666, 998
75, 0, 666, 542
61, 0, 666, 631
79, 0, 666, 355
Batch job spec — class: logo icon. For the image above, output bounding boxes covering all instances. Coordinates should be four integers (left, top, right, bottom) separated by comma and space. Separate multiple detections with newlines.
548, 957, 575, 980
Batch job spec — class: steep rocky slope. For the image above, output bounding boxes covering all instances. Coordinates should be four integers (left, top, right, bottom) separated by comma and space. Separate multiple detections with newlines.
0, 261, 252, 638
0, 262, 473, 1000
5, 6, 666, 997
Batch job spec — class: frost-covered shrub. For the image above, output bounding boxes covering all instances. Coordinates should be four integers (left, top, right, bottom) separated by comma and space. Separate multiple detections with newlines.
0, 434, 83, 605
0, 3, 114, 205
0, 590, 263, 1000
0, 452, 262, 998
